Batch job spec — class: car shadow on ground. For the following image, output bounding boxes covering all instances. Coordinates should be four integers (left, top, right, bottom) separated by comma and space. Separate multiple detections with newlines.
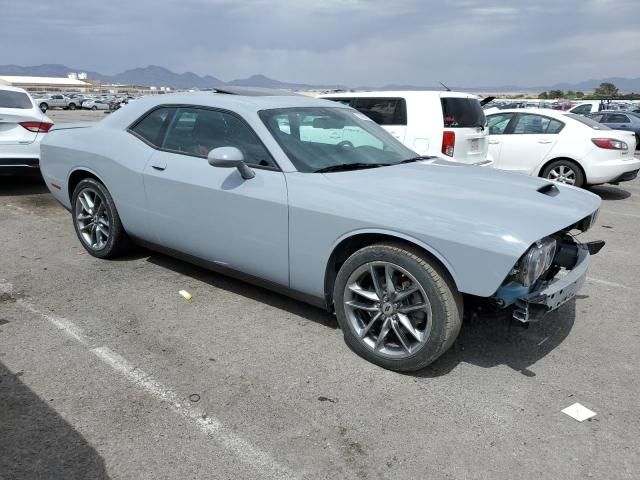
139, 249, 576, 375
588, 185, 631, 200
0, 174, 49, 197
145, 252, 339, 329
0, 361, 110, 479
416, 299, 578, 378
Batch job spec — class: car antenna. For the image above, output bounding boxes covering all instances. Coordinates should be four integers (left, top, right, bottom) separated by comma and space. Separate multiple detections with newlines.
439, 81, 451, 92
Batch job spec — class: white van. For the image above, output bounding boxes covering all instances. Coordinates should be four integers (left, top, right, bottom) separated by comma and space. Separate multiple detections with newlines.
319, 91, 491, 165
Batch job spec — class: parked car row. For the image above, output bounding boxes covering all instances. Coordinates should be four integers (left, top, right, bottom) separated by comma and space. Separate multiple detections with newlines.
32, 93, 142, 112
319, 91, 639, 188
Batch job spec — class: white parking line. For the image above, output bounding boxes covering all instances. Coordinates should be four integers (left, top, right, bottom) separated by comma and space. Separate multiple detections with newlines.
587, 277, 639, 292
14, 297, 295, 480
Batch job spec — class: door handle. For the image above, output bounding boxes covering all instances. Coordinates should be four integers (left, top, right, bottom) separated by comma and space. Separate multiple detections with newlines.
489, 140, 500, 144
537, 139, 553, 144
150, 159, 167, 171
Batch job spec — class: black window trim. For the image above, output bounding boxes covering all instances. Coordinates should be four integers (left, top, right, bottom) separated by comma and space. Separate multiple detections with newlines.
127, 104, 281, 172
506, 112, 565, 135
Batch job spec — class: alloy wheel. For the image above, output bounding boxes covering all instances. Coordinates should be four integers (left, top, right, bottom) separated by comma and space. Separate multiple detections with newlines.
343, 261, 433, 359
75, 188, 110, 250
548, 165, 576, 185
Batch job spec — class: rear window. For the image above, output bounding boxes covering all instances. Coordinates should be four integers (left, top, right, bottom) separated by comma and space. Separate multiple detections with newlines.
441, 97, 485, 128
350, 98, 407, 125
0, 90, 32, 109
566, 114, 611, 130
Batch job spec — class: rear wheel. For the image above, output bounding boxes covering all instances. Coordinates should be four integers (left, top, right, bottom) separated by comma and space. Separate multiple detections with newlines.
91, 105, 97, 111
72, 178, 130, 258
68, 103, 76, 110
333, 242, 462, 371
39, 103, 48, 113
542, 159, 585, 188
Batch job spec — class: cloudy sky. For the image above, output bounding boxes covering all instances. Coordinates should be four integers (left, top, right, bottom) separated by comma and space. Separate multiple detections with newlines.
2, 0, 638, 86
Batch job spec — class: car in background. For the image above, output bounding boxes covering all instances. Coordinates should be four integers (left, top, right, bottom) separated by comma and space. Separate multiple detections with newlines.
486, 108, 639, 188
82, 99, 111, 111
40, 91, 603, 371
36, 94, 80, 112
319, 91, 491, 166
587, 111, 640, 149
0, 85, 53, 175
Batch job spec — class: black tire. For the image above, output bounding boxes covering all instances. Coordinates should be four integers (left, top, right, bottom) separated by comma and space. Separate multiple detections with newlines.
635, 134, 639, 151
39, 103, 48, 113
333, 242, 463, 372
91, 106, 97, 111
68, 103, 76, 110
71, 178, 130, 259
541, 159, 585, 188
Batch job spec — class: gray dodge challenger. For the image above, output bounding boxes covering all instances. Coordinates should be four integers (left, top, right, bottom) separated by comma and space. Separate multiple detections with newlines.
40, 89, 603, 371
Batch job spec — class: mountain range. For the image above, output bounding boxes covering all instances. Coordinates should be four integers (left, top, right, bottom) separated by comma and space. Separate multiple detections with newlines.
2, 64, 640, 93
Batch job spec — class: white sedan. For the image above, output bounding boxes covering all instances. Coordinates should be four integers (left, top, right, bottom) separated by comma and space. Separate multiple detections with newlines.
486, 108, 639, 187
0, 85, 53, 174
82, 99, 111, 111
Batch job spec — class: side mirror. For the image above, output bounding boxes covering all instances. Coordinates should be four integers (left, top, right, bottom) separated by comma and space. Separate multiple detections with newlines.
207, 146, 255, 180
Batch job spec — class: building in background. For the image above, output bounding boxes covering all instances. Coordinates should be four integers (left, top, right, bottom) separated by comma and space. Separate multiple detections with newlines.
0, 73, 96, 93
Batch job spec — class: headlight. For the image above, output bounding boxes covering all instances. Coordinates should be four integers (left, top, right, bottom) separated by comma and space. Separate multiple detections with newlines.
516, 237, 557, 287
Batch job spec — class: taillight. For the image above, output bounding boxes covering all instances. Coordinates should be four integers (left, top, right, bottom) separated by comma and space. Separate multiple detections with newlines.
441, 131, 455, 157
591, 138, 628, 150
19, 121, 54, 133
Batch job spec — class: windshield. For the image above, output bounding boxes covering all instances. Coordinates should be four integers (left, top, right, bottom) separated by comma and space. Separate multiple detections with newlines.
566, 113, 611, 130
259, 107, 417, 172
441, 97, 486, 128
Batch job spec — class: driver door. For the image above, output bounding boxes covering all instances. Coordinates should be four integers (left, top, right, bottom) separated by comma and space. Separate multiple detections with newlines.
141, 106, 289, 286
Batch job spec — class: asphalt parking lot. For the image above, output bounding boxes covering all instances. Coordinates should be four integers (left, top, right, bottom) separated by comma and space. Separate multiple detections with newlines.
1, 110, 639, 479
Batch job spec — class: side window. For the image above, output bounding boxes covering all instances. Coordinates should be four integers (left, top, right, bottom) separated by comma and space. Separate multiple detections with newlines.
546, 118, 565, 134
162, 108, 275, 168
607, 114, 630, 123
589, 114, 604, 123
351, 98, 407, 125
487, 113, 513, 134
572, 104, 592, 115
130, 107, 172, 147
512, 114, 563, 134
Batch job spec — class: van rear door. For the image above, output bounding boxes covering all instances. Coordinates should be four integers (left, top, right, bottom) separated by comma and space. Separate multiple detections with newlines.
440, 94, 489, 164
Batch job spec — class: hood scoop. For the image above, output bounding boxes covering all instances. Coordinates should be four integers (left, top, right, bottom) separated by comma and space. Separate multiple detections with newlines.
537, 183, 560, 197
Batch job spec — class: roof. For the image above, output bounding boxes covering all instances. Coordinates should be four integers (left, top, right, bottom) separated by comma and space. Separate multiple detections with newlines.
0, 75, 90, 86
319, 90, 479, 99
100, 91, 344, 129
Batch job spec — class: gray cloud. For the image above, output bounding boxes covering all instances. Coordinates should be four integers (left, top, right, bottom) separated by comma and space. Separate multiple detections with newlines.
1, 0, 638, 86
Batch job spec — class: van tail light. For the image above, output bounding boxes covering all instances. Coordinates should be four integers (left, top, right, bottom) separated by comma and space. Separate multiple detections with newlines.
591, 138, 628, 150
19, 121, 54, 133
441, 131, 455, 157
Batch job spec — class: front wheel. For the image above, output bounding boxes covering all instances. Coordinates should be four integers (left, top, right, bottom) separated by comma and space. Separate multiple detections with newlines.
541, 159, 585, 188
39, 103, 48, 113
68, 103, 76, 110
91, 106, 97, 111
333, 243, 462, 371
72, 178, 130, 258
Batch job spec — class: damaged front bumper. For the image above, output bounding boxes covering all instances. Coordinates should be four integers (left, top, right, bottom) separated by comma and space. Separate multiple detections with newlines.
513, 246, 590, 323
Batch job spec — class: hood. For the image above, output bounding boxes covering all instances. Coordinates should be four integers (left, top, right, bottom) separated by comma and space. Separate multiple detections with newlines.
321, 159, 601, 254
